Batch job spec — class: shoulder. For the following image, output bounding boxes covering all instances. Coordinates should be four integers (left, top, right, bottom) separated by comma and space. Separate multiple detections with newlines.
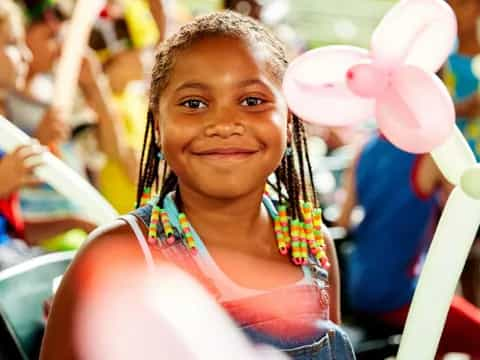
75, 217, 149, 273
40, 217, 149, 359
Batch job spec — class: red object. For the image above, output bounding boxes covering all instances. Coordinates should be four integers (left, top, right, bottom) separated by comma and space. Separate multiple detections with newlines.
381, 295, 480, 359
99, 7, 109, 19
0, 192, 25, 239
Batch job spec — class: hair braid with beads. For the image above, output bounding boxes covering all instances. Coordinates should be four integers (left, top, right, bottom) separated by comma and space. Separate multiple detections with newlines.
137, 11, 318, 223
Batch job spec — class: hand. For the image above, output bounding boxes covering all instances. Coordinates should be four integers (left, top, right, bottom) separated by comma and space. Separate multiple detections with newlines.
0, 144, 45, 198
34, 107, 70, 145
79, 50, 102, 89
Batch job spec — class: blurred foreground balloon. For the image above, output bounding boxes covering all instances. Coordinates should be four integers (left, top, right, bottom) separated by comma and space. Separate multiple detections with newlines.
283, 1, 480, 359
75, 264, 286, 360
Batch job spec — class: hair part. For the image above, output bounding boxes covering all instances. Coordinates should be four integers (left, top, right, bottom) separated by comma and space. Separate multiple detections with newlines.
137, 11, 318, 219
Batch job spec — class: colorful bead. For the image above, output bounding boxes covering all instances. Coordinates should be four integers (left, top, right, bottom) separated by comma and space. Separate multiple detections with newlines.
145, 199, 329, 269
178, 213, 197, 253
147, 205, 160, 245
140, 187, 152, 207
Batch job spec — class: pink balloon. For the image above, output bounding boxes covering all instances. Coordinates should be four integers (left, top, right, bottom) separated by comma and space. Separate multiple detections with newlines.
283, 46, 375, 126
282, 0, 457, 153
376, 66, 455, 153
371, 0, 457, 73
346, 64, 389, 98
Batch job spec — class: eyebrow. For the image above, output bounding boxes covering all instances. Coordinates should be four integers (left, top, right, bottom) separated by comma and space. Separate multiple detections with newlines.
174, 79, 270, 93
174, 82, 209, 93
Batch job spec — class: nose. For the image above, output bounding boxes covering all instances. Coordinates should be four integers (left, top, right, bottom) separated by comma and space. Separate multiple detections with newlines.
204, 107, 246, 139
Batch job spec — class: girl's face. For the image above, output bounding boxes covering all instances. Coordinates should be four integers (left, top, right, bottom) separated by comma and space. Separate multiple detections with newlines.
26, 20, 61, 74
157, 36, 288, 199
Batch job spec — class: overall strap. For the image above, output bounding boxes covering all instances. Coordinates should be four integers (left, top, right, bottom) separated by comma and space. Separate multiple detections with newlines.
119, 214, 155, 272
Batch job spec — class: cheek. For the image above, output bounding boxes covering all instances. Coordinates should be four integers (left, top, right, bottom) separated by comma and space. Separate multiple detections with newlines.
0, 53, 17, 87
158, 114, 196, 169
269, 111, 287, 151
264, 105, 288, 155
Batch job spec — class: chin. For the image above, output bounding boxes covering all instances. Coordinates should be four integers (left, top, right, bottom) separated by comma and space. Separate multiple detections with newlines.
187, 176, 266, 201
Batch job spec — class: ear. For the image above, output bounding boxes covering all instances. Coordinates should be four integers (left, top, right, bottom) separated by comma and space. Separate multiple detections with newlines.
287, 110, 294, 144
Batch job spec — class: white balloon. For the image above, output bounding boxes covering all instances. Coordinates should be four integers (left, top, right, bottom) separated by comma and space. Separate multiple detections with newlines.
397, 187, 480, 360
371, 0, 457, 73
460, 165, 480, 200
0, 117, 117, 225
430, 126, 476, 186
54, 0, 106, 115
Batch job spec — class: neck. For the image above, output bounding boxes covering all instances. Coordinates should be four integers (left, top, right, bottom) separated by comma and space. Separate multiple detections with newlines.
177, 183, 276, 254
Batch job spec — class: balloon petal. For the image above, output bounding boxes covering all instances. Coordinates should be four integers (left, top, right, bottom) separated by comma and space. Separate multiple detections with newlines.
376, 66, 455, 153
431, 126, 477, 186
283, 46, 375, 126
371, 0, 457, 73
398, 187, 480, 360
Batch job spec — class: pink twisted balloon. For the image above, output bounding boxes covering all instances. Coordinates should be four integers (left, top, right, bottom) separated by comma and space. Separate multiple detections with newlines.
283, 0, 457, 154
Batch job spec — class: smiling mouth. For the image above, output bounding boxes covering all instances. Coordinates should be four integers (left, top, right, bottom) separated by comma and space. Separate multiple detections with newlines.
192, 148, 259, 160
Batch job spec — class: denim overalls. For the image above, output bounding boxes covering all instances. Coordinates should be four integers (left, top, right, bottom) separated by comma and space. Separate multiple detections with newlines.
128, 194, 355, 360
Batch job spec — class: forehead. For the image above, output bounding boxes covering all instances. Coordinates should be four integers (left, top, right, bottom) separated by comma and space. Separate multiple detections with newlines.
167, 35, 282, 87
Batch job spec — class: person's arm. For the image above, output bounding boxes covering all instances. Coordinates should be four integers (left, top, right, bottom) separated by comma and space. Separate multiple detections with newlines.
147, 0, 166, 42
23, 217, 96, 246
79, 52, 140, 183
79, 52, 128, 163
40, 220, 145, 360
335, 160, 357, 229
454, 94, 480, 119
33, 107, 70, 147
324, 227, 341, 323
413, 155, 453, 203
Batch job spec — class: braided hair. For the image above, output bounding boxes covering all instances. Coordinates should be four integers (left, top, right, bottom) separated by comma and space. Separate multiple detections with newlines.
137, 11, 317, 222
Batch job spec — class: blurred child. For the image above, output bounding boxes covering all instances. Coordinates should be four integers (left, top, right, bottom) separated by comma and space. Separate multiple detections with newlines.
19, 0, 138, 219
99, 49, 148, 213
42, 12, 355, 359
0, 0, 94, 268
338, 133, 480, 358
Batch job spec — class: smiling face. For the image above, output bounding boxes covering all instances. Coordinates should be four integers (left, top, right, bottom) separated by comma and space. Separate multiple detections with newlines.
156, 35, 288, 200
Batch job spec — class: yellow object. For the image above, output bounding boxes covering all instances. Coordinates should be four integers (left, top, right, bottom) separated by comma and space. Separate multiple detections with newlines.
124, 0, 159, 48
99, 87, 147, 214
41, 229, 88, 251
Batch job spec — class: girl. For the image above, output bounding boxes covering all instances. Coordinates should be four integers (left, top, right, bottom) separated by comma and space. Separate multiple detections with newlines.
41, 12, 355, 359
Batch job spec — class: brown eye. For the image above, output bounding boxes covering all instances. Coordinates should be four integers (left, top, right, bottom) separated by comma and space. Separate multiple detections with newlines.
240, 97, 264, 107
181, 99, 207, 109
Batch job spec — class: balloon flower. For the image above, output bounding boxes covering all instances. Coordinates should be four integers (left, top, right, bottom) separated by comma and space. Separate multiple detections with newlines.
0, 116, 118, 225
283, 0, 480, 358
